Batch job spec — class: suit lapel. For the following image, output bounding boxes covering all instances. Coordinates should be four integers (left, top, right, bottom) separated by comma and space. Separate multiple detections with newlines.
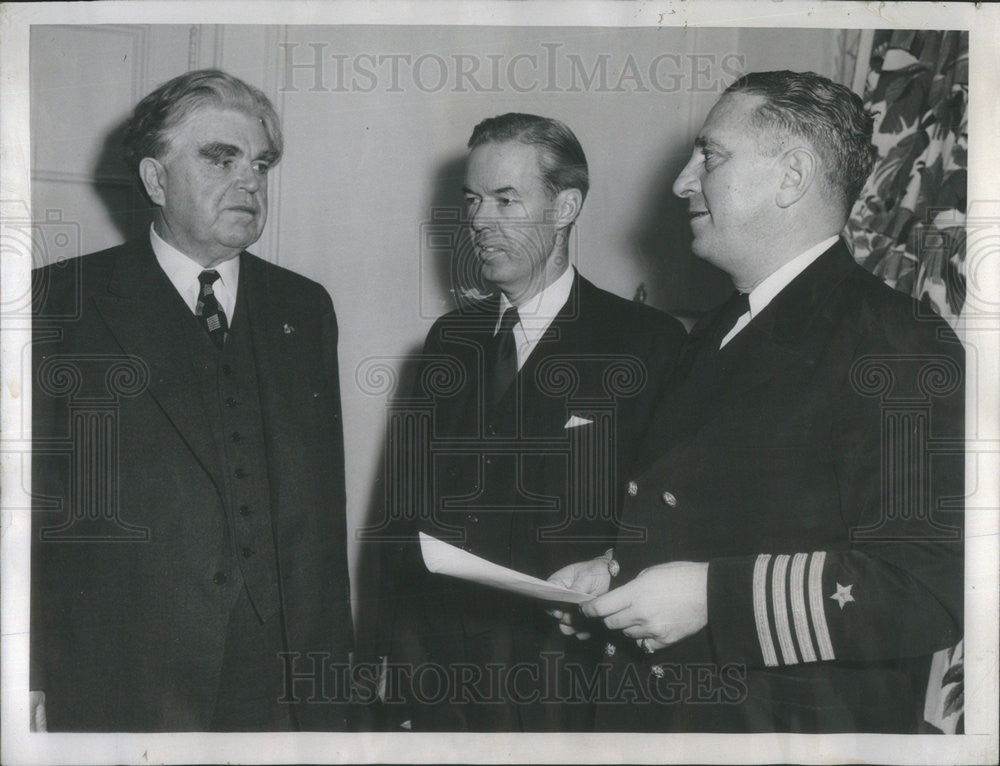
92, 239, 224, 489
637, 241, 858, 472
436, 297, 498, 437
241, 255, 308, 422
525, 272, 586, 359
635, 325, 777, 470
500, 275, 584, 430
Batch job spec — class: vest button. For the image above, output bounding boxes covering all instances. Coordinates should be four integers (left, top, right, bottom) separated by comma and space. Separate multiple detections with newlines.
651, 664, 665, 679
661, 491, 678, 507
225, 397, 239, 408
242, 547, 254, 558
234, 468, 247, 479
231, 431, 242, 443
222, 364, 234, 376
213, 571, 227, 585
626, 480, 638, 497
238, 504, 251, 516
604, 642, 616, 657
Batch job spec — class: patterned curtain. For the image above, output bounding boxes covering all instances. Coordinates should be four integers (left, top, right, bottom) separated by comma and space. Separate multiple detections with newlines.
844, 30, 968, 734
844, 30, 969, 329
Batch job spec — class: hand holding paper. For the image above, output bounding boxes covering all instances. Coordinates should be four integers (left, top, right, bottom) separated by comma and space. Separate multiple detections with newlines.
419, 532, 591, 604
546, 556, 614, 640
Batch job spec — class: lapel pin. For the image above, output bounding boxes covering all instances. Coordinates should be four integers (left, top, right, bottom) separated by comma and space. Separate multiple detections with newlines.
283, 323, 295, 334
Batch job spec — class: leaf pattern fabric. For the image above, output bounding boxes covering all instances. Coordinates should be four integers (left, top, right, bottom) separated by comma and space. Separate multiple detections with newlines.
844, 30, 968, 327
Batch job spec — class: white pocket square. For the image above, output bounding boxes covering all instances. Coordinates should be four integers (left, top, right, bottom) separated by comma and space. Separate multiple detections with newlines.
564, 415, 594, 429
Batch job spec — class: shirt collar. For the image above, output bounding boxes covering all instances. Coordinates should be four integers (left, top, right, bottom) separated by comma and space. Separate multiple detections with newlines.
497, 265, 575, 335
149, 223, 240, 305
747, 235, 839, 318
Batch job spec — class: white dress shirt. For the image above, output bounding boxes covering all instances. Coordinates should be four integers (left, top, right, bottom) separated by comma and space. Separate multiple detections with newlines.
719, 235, 839, 349
149, 224, 239, 321
495, 265, 576, 370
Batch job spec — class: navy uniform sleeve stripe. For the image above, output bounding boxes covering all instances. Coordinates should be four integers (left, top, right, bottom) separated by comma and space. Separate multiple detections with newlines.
789, 552, 818, 662
752, 554, 779, 666
771, 554, 800, 665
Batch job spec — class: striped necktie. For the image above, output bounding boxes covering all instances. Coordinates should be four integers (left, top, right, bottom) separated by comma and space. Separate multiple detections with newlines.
196, 270, 229, 350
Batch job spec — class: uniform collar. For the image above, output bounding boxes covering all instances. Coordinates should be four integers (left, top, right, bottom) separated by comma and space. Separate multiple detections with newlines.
747, 235, 839, 320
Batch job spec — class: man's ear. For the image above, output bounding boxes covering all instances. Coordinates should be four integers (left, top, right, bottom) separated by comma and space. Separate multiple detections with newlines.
553, 188, 584, 229
775, 147, 816, 208
138, 157, 167, 207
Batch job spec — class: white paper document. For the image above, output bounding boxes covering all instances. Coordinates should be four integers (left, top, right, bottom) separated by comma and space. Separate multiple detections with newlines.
419, 532, 592, 604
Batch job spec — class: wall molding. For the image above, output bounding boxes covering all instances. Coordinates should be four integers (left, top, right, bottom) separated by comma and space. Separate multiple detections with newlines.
33, 169, 133, 188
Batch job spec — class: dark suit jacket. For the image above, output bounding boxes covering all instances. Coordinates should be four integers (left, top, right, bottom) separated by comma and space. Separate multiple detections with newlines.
598, 241, 965, 732
380, 271, 686, 730
31, 239, 354, 731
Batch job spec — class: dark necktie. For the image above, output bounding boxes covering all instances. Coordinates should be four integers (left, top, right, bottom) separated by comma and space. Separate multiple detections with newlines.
196, 270, 229, 350
487, 306, 520, 406
709, 290, 750, 350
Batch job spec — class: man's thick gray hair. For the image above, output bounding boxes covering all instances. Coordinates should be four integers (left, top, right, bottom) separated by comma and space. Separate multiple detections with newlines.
122, 69, 282, 174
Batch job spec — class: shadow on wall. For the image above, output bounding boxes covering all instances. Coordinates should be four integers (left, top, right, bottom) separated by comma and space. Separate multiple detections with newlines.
422, 152, 493, 312
629, 144, 733, 325
352, 151, 471, 674
92, 118, 156, 244
351, 341, 425, 682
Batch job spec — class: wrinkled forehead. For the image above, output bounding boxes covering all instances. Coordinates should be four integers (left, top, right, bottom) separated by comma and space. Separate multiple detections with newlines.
165, 102, 275, 153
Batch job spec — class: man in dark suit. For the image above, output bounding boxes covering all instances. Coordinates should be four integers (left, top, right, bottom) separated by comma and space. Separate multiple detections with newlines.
30, 69, 353, 731
378, 113, 686, 731
551, 71, 964, 732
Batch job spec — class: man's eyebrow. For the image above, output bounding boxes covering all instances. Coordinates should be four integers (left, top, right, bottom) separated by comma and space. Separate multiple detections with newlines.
198, 142, 241, 159
461, 185, 520, 197
461, 185, 519, 196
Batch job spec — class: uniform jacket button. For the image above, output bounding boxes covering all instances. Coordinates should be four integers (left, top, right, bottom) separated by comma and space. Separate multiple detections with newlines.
213, 571, 227, 585
626, 481, 638, 497
604, 642, 616, 657
651, 664, 665, 679
661, 491, 677, 507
